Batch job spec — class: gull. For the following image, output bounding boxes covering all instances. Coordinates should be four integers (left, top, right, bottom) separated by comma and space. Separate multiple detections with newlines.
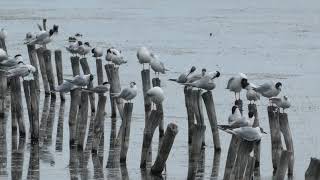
226, 73, 249, 100
245, 83, 260, 104
82, 82, 110, 94
113, 82, 137, 102
55, 81, 79, 93
183, 71, 220, 91
185, 68, 207, 83
221, 126, 267, 142
0, 28, 7, 40
150, 56, 168, 76
270, 96, 291, 112
0, 48, 8, 61
64, 74, 94, 87
25, 25, 59, 45
137, 46, 155, 69
253, 81, 282, 99
68, 36, 77, 43
92, 47, 103, 58
169, 66, 196, 83
0, 54, 23, 68
106, 47, 126, 66
218, 111, 254, 130
66, 40, 81, 56
78, 42, 91, 57
228, 105, 242, 124
147, 86, 165, 105
4, 62, 36, 79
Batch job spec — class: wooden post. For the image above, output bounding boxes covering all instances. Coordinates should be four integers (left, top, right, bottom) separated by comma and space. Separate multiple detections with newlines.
70, 56, 80, 76
36, 47, 50, 95
96, 58, 103, 85
68, 89, 81, 146
10, 77, 25, 137
106, 117, 119, 168
27, 143, 39, 179
55, 49, 65, 101
120, 103, 134, 164
55, 101, 65, 152
0, 71, 7, 118
152, 78, 164, 151
92, 95, 107, 154
141, 69, 152, 162
192, 89, 205, 146
305, 158, 320, 180
22, 81, 32, 136
43, 97, 56, 146
275, 150, 291, 180
42, 18, 47, 31
211, 150, 221, 179
230, 140, 254, 180
244, 156, 256, 180
80, 57, 95, 113
140, 110, 162, 169
0, 79, 7, 176
0, 34, 7, 52
43, 49, 56, 97
76, 91, 89, 150
184, 87, 195, 144
202, 91, 221, 151
248, 103, 261, 176
27, 45, 40, 92
39, 96, 50, 143
197, 148, 205, 179
279, 112, 294, 176
268, 106, 283, 173
105, 64, 121, 118
223, 135, 240, 180
151, 123, 179, 175
187, 124, 206, 180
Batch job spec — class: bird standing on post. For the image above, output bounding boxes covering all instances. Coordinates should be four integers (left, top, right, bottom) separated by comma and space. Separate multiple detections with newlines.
3, 62, 36, 79
183, 71, 220, 91
66, 40, 81, 56
105, 47, 126, 66
218, 111, 255, 130
169, 66, 196, 84
270, 95, 291, 112
150, 55, 168, 77
137, 46, 155, 69
226, 73, 249, 100
64, 74, 94, 87
245, 83, 260, 104
147, 86, 165, 105
92, 47, 103, 58
221, 126, 267, 141
253, 81, 282, 100
78, 42, 91, 57
0, 48, 8, 61
82, 82, 110, 94
24, 24, 58, 46
0, 54, 23, 68
113, 82, 137, 102
185, 68, 207, 83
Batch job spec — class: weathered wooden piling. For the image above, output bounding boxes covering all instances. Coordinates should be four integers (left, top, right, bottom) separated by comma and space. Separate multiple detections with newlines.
43, 97, 56, 146
43, 49, 56, 97
140, 110, 162, 169
0, 71, 7, 118
248, 103, 261, 176
211, 150, 221, 179
36, 47, 50, 95
141, 69, 153, 163
27, 45, 40, 92
105, 64, 121, 118
305, 157, 320, 180
223, 135, 240, 180
76, 91, 89, 150
106, 117, 119, 168
92, 95, 107, 154
10, 77, 26, 137
27, 143, 39, 180
96, 58, 103, 85
202, 91, 221, 151
184, 87, 195, 144
120, 103, 133, 164
244, 156, 256, 180
151, 123, 179, 175
268, 106, 283, 173
68, 89, 81, 146
54, 49, 65, 101
39, 96, 50, 143
152, 77, 164, 150
275, 150, 291, 180
192, 89, 205, 146
279, 112, 294, 176
70, 56, 80, 76
80, 57, 95, 113
55, 101, 65, 152
187, 124, 206, 180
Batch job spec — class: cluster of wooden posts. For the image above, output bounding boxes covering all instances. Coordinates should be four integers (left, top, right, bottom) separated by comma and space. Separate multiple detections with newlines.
1, 19, 320, 180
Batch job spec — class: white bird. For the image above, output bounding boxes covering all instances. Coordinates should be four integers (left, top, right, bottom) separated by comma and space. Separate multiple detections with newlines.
106, 47, 126, 66
147, 86, 165, 105
82, 82, 110, 94
228, 105, 242, 124
246, 83, 260, 104
66, 40, 81, 56
226, 73, 249, 100
113, 82, 137, 102
137, 46, 155, 69
270, 96, 291, 112
183, 71, 220, 91
253, 81, 282, 99
0, 48, 8, 62
5, 62, 36, 78
185, 68, 207, 83
25, 25, 58, 45
55, 81, 79, 93
0, 54, 23, 68
0, 28, 7, 40
222, 126, 267, 142
78, 42, 91, 57
218, 111, 254, 130
150, 56, 168, 76
92, 47, 103, 58
64, 74, 94, 87
169, 66, 196, 83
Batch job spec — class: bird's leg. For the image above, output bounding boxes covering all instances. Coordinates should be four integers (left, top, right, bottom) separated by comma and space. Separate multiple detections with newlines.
142, 63, 144, 69
234, 92, 237, 100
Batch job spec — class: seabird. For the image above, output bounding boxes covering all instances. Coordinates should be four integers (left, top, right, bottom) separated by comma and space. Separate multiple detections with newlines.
25, 25, 58, 45
55, 81, 79, 93
0, 48, 8, 62
91, 47, 103, 58
82, 82, 110, 94
226, 73, 249, 100
253, 81, 282, 99
218, 111, 254, 130
221, 126, 267, 142
169, 66, 196, 83
150, 56, 168, 76
78, 42, 91, 57
113, 82, 137, 102
137, 46, 155, 69
245, 83, 260, 104
147, 86, 165, 105
64, 74, 94, 87
0, 54, 23, 68
106, 47, 126, 66
270, 95, 291, 112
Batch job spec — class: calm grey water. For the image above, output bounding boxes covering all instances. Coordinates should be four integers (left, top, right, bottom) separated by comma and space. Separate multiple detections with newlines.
0, 0, 320, 179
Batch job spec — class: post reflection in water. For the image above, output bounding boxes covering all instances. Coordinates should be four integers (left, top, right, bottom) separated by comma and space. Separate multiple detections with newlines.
92, 153, 104, 179
39, 96, 50, 145
196, 148, 205, 180
11, 137, 25, 180
0, 96, 8, 178
210, 150, 221, 180
27, 143, 39, 180
55, 101, 65, 152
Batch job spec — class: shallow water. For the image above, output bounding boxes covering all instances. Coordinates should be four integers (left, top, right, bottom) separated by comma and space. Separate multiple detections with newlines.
0, 0, 320, 179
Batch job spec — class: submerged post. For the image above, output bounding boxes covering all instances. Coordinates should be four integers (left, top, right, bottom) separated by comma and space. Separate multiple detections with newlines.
36, 47, 50, 95
96, 58, 103, 85
305, 158, 320, 180
29, 80, 39, 142
55, 49, 64, 101
27, 45, 40, 92
192, 89, 205, 146
249, 103, 261, 176
76, 91, 89, 150
80, 57, 95, 113
0, 71, 7, 118
68, 89, 81, 146
152, 77, 164, 150
10, 77, 25, 138
120, 103, 134, 164
275, 150, 291, 180
70, 56, 80, 76
43, 49, 56, 97
92, 95, 107, 154
184, 87, 194, 144
105, 64, 121, 118
223, 135, 240, 180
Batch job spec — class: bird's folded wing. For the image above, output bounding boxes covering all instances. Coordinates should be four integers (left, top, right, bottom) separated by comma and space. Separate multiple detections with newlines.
226, 77, 234, 89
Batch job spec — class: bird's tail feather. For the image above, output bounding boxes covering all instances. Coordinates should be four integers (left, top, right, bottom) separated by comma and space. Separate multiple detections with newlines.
168, 78, 177, 82
217, 125, 232, 130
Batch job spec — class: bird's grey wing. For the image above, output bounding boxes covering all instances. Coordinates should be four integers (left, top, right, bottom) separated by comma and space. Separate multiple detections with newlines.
235, 127, 259, 141
230, 119, 248, 128
270, 97, 281, 104
119, 88, 131, 98
226, 77, 235, 89
255, 82, 272, 92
